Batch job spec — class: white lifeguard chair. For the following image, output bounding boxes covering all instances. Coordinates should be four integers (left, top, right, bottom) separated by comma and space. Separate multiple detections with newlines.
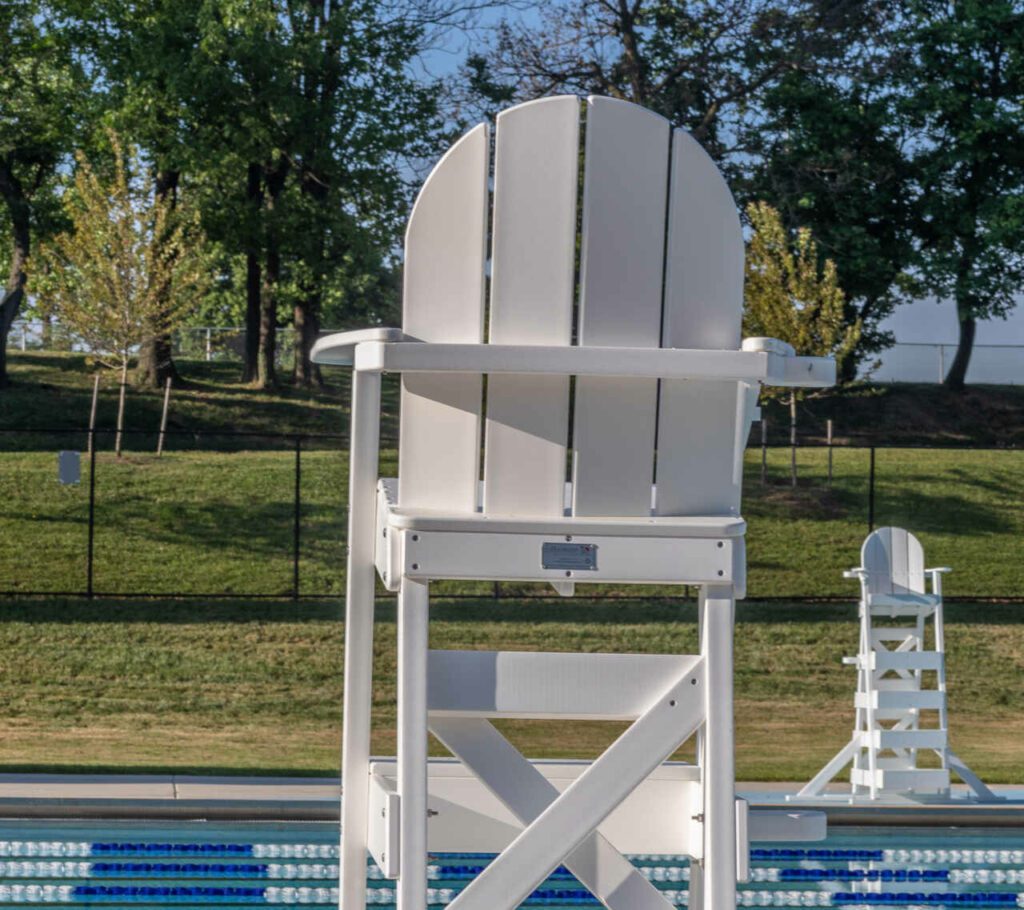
797, 527, 997, 802
313, 95, 833, 910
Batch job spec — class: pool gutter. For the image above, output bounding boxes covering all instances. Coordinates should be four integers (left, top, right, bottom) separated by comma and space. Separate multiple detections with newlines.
0, 775, 1022, 826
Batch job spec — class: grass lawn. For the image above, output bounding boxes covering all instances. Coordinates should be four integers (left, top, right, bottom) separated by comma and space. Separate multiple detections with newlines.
1, 446, 1021, 599
0, 597, 1021, 782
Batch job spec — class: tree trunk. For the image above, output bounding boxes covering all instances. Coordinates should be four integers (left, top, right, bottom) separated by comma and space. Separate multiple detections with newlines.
292, 296, 321, 387
944, 299, 976, 391
136, 169, 182, 388
258, 247, 279, 389
0, 160, 31, 389
242, 162, 262, 382
256, 159, 289, 390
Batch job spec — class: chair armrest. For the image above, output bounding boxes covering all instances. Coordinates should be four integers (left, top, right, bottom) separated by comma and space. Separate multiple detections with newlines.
926, 567, 953, 575
353, 339, 834, 387
311, 328, 410, 366
842, 568, 866, 580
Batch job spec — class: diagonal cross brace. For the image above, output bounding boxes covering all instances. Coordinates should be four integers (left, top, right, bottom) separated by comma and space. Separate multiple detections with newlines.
437, 659, 706, 910
430, 716, 674, 910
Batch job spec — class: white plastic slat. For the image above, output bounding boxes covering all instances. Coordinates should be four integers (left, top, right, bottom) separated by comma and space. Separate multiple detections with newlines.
572, 97, 670, 517
484, 97, 579, 517
656, 130, 746, 516
427, 650, 699, 719
399, 124, 489, 512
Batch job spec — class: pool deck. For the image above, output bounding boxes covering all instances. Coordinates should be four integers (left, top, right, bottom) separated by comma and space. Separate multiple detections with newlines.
0, 775, 1023, 825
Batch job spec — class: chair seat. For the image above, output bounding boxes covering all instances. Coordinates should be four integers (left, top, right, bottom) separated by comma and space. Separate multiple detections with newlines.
866, 592, 941, 614
377, 478, 745, 538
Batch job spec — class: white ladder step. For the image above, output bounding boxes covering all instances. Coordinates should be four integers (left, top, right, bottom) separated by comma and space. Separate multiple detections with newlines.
868, 729, 947, 750
870, 627, 921, 642
856, 690, 945, 710
872, 678, 926, 692
869, 651, 943, 672
851, 767, 950, 792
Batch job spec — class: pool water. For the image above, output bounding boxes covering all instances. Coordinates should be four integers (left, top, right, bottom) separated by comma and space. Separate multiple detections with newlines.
1, 820, 1024, 907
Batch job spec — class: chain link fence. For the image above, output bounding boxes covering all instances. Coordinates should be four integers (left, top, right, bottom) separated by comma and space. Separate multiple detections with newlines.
1, 427, 1020, 602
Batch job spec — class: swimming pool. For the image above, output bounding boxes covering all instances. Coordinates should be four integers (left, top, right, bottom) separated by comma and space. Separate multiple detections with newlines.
2, 820, 1024, 907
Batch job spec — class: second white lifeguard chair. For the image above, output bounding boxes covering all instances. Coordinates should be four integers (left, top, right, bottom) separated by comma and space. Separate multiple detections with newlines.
798, 527, 996, 802
314, 95, 833, 910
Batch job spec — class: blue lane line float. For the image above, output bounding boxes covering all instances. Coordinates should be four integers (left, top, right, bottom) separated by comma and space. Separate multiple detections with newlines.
91, 843, 255, 857
832, 893, 1019, 906
781, 868, 950, 882
752, 849, 885, 861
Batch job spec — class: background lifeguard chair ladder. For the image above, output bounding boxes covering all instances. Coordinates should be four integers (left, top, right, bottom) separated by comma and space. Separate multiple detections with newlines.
313, 95, 833, 910
797, 527, 996, 802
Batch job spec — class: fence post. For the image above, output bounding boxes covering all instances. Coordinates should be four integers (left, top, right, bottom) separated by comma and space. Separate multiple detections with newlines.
206, 328, 212, 362
868, 446, 876, 533
156, 377, 172, 456
826, 419, 833, 486
87, 375, 100, 455
790, 392, 797, 488
87, 439, 96, 598
760, 416, 768, 486
293, 436, 302, 600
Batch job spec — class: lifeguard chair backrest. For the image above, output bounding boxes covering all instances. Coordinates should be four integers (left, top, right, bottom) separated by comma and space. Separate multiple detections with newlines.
397, 95, 748, 519
861, 527, 927, 596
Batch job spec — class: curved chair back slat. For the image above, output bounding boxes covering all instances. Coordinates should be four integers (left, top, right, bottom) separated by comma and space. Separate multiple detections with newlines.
483, 96, 579, 518
571, 97, 670, 518
398, 124, 489, 512
655, 130, 747, 518
861, 526, 927, 595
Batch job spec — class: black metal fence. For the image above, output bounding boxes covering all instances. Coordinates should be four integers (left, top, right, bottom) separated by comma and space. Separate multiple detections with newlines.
1, 427, 1021, 602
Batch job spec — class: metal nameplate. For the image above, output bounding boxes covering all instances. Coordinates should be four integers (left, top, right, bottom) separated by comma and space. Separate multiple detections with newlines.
541, 542, 598, 571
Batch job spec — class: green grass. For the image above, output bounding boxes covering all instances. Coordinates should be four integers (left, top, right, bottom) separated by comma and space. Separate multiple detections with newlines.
2, 446, 1022, 599
0, 597, 1021, 782
0, 351, 401, 450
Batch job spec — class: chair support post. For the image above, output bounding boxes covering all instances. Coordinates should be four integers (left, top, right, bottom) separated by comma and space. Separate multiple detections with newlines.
340, 369, 382, 910
398, 577, 430, 910
700, 585, 736, 910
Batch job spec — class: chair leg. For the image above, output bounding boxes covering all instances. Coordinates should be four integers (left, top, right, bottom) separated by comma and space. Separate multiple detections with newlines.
339, 370, 382, 910
701, 585, 736, 910
398, 577, 430, 910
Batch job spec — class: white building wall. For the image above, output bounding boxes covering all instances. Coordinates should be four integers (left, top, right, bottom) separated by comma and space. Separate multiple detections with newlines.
866, 296, 1024, 384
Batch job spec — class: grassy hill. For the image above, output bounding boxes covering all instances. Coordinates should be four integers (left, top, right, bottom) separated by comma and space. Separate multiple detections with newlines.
2, 350, 1023, 600
3, 350, 1024, 448
1, 350, 1022, 777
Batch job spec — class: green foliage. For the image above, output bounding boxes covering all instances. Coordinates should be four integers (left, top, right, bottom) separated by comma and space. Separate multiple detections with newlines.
37, 134, 210, 374
0, 0, 89, 365
744, 65, 921, 373
896, 0, 1024, 387
743, 201, 860, 388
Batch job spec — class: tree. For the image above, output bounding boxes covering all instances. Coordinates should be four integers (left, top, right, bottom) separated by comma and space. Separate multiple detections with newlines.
0, 0, 84, 388
743, 201, 860, 390
462, 1, 883, 162
38, 135, 209, 455
898, 0, 1024, 390
745, 64, 920, 381
183, 0, 444, 388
